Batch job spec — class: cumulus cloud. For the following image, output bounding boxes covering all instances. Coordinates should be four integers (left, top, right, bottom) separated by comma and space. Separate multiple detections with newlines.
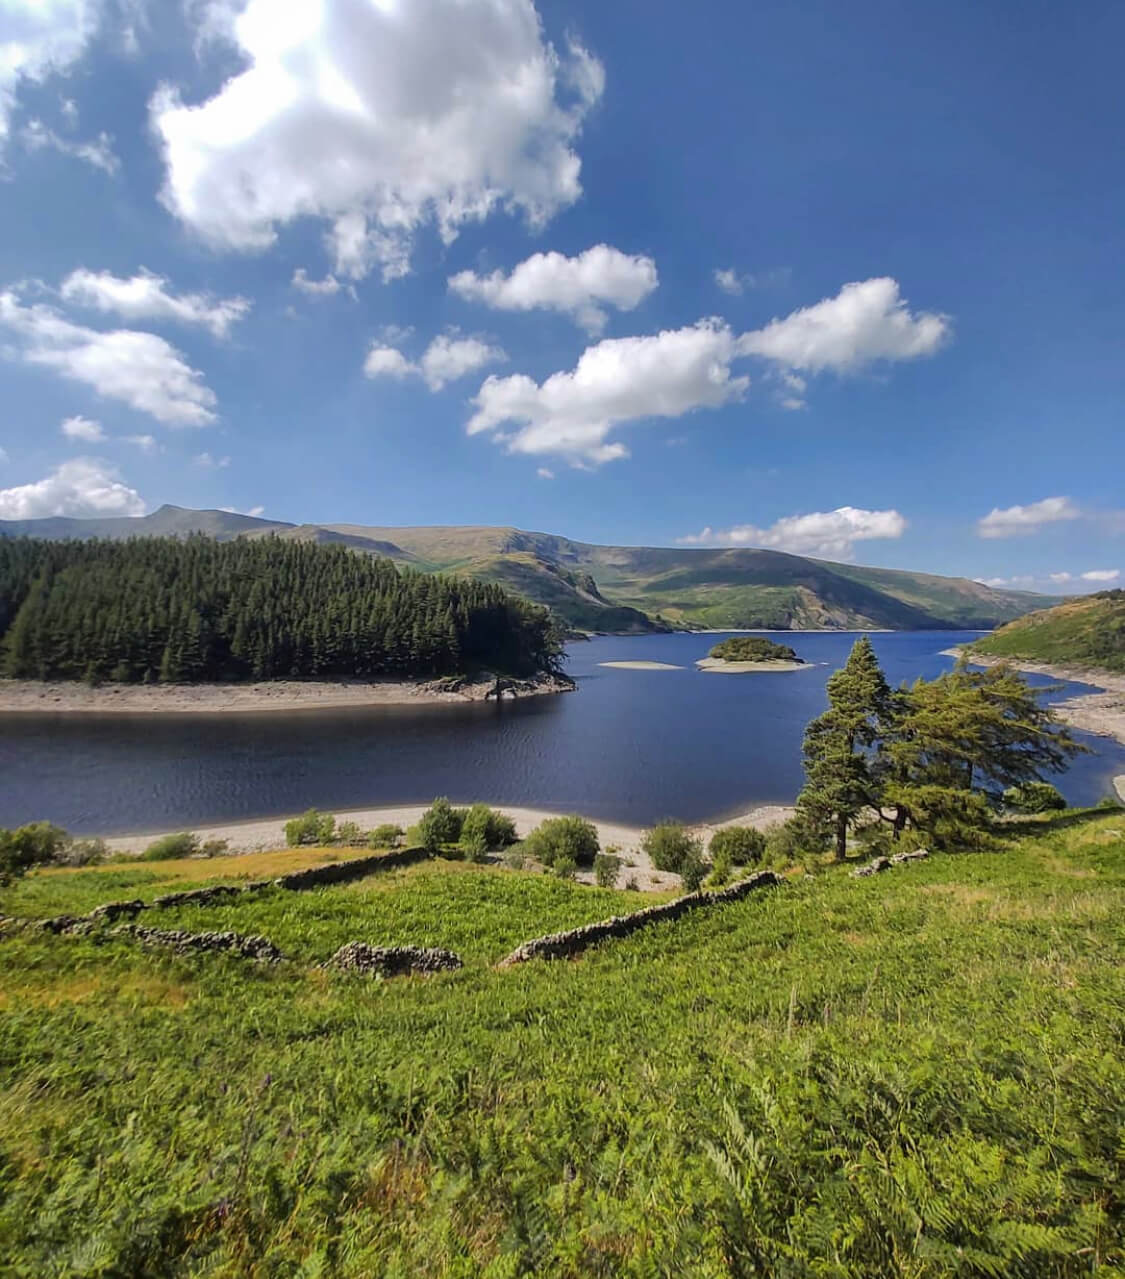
122, 433, 156, 452
0, 0, 102, 147
977, 496, 1081, 539
467, 320, 748, 467
219, 503, 266, 518
20, 118, 118, 172
364, 333, 506, 392
154, 0, 604, 280
677, 506, 908, 561
291, 268, 342, 298
537, 467, 554, 479
0, 457, 146, 519
1081, 569, 1119, 582
0, 289, 217, 426
449, 245, 658, 334
737, 277, 950, 376
60, 268, 249, 338
714, 266, 790, 296
60, 413, 105, 441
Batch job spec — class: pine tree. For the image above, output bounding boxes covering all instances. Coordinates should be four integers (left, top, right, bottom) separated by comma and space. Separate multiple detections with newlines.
796, 637, 891, 860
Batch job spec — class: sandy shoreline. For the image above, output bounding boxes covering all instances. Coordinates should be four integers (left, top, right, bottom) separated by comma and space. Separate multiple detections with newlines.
948, 647, 1125, 747
100, 802, 796, 894
0, 674, 572, 715
599, 660, 684, 671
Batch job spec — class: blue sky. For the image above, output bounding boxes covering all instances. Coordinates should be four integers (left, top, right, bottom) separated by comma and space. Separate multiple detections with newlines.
0, 0, 1121, 592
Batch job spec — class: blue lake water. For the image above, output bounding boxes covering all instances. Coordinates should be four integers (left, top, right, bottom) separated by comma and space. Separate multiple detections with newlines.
1, 630, 1122, 834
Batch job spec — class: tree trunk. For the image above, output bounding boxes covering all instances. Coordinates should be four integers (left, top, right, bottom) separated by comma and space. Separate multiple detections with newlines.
835, 813, 848, 862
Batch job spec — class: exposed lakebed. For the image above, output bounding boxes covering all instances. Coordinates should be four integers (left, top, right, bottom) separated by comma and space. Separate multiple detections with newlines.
1, 631, 1122, 834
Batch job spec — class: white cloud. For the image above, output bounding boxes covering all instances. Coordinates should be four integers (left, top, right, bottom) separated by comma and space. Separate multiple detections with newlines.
0, 0, 102, 147
0, 289, 218, 426
20, 118, 118, 172
677, 506, 908, 561
714, 266, 791, 296
537, 467, 554, 479
122, 433, 156, 452
736, 277, 950, 373
60, 413, 104, 441
449, 245, 658, 334
291, 268, 342, 298
0, 446, 8, 464
364, 333, 506, 392
977, 496, 1081, 539
1081, 569, 1119, 582
60, 268, 249, 338
1049, 572, 1073, 584
59, 96, 78, 125
467, 320, 748, 467
219, 504, 266, 518
154, 0, 603, 280
194, 451, 230, 469
0, 457, 146, 519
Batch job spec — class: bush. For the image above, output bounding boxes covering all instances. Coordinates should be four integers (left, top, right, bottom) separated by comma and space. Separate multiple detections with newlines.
642, 822, 702, 874
765, 815, 829, 868
141, 832, 199, 861
1003, 782, 1067, 814
56, 836, 109, 868
709, 825, 766, 866
625, 876, 640, 891
680, 846, 708, 892
707, 842, 732, 888
0, 822, 70, 885
461, 827, 490, 863
553, 855, 578, 880
367, 823, 405, 849
418, 798, 464, 853
199, 838, 229, 858
460, 804, 518, 853
285, 809, 336, 847
593, 852, 622, 889
503, 848, 527, 870
522, 815, 599, 868
335, 821, 364, 846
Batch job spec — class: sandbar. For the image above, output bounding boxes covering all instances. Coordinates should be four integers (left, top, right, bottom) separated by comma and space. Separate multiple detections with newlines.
695, 657, 809, 673
946, 648, 1125, 748
0, 673, 572, 715
98, 802, 796, 895
1116, 776, 1125, 804
599, 660, 684, 671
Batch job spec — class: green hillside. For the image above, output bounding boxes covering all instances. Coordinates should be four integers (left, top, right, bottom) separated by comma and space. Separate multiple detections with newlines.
971, 589, 1125, 672
2, 810, 1123, 1274
0, 507, 1053, 634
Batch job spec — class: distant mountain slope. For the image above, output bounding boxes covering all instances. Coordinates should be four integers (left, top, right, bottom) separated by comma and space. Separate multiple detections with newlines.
0, 508, 1054, 633
970, 590, 1125, 672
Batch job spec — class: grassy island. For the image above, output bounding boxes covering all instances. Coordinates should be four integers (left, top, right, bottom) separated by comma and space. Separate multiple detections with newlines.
706, 635, 803, 663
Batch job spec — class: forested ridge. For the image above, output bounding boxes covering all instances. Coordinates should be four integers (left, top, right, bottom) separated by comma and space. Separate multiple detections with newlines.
0, 537, 561, 683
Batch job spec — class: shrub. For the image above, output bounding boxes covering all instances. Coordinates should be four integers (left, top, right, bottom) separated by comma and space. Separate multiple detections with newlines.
522, 815, 599, 868
680, 847, 708, 892
141, 832, 199, 861
460, 804, 518, 853
199, 838, 229, 858
764, 815, 829, 868
593, 852, 622, 889
553, 855, 578, 880
503, 848, 527, 871
0, 822, 70, 885
418, 798, 464, 853
285, 809, 336, 847
368, 823, 405, 849
335, 821, 364, 846
708, 842, 732, 888
625, 876, 640, 891
56, 837, 109, 868
709, 825, 766, 866
1003, 782, 1067, 814
642, 822, 702, 874
461, 828, 491, 863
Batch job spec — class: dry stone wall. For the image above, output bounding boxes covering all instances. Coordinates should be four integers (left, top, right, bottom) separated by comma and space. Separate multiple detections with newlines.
272, 846, 430, 889
497, 869, 782, 966
852, 849, 930, 878
113, 924, 284, 962
327, 942, 463, 977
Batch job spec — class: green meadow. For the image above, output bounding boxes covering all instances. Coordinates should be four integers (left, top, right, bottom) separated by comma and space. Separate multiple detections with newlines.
1, 812, 1123, 1276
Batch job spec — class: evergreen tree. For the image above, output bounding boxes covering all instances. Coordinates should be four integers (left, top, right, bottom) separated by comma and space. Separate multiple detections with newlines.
796, 637, 891, 860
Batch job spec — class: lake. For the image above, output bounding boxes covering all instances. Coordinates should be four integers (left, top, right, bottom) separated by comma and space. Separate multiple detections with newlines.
1, 630, 1122, 834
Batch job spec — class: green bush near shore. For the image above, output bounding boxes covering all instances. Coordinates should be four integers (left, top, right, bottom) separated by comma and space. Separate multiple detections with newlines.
1, 810, 1123, 1274
521, 815, 600, 868
284, 809, 336, 847
140, 831, 199, 861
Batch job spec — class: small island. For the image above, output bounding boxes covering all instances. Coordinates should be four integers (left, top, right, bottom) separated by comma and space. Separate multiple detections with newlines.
696, 636, 808, 673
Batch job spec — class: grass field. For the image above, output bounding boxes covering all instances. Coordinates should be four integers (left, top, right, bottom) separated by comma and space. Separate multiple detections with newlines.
1, 812, 1123, 1275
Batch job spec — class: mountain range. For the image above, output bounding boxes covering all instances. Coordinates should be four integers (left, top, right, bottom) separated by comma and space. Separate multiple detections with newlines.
0, 505, 1055, 633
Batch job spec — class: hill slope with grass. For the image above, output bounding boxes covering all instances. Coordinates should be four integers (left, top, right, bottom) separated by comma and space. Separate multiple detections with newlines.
1, 808, 1123, 1274
0, 507, 1052, 633
971, 589, 1125, 673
